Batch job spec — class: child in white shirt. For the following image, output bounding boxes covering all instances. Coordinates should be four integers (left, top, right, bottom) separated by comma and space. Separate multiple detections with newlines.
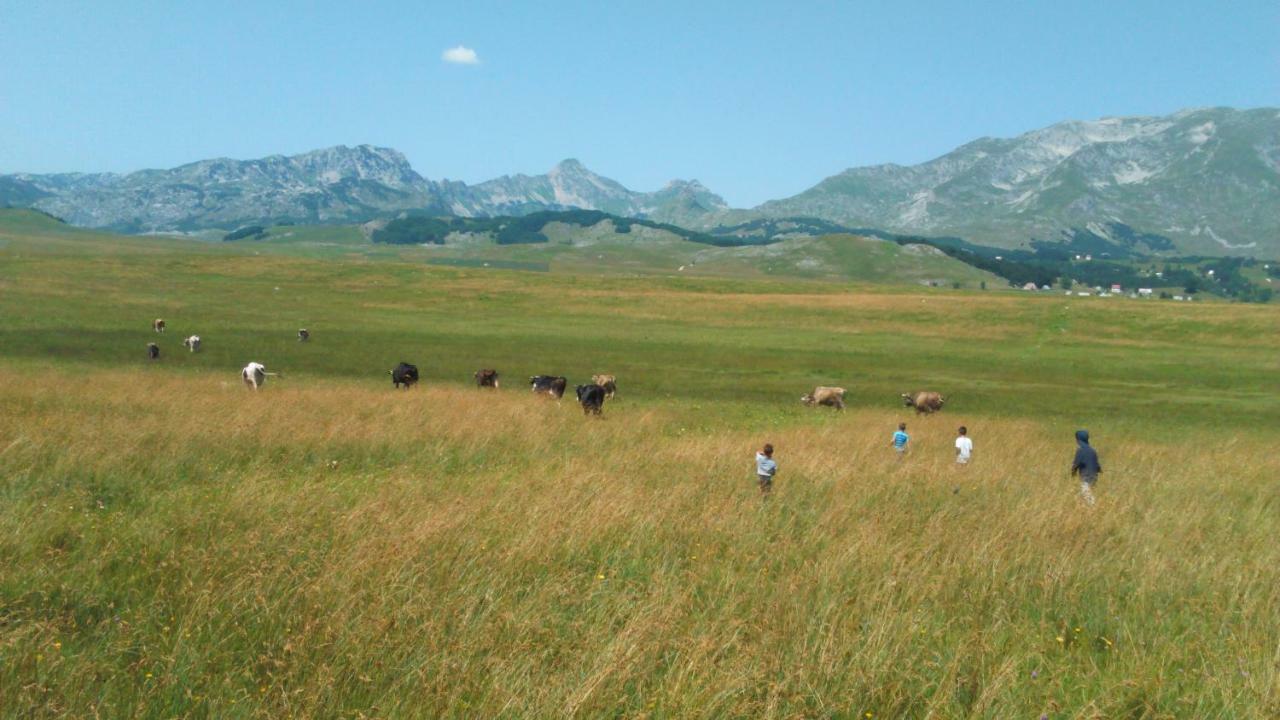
955, 426, 973, 465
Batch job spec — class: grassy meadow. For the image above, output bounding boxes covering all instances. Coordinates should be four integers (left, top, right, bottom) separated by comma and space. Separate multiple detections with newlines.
1, 210, 1278, 718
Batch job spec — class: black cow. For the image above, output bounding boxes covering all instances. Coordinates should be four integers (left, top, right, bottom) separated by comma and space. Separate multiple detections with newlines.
298, 329, 310, 342
390, 362, 420, 389
475, 368, 500, 388
529, 375, 567, 399
575, 384, 607, 416
146, 342, 160, 360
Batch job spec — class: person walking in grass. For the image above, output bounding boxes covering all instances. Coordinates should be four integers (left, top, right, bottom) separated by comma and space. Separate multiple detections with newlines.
1071, 429, 1102, 505
955, 426, 973, 465
891, 422, 910, 458
755, 443, 777, 496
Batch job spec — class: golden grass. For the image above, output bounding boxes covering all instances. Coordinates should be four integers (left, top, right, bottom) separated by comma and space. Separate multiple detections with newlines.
2, 366, 1277, 718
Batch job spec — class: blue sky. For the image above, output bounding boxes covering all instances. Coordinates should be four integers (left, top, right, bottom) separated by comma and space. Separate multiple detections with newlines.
2, 1, 1276, 206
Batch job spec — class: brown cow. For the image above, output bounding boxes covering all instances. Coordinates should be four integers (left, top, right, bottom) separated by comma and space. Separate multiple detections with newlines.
591, 374, 617, 398
902, 391, 945, 414
153, 318, 166, 333
475, 369, 500, 388
801, 386, 846, 410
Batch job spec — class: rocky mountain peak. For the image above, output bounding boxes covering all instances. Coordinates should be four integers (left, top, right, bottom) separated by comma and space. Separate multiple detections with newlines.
758, 106, 1279, 254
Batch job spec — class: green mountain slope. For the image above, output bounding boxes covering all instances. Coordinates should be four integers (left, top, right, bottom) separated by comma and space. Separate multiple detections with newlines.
751, 107, 1280, 255
0, 208, 995, 288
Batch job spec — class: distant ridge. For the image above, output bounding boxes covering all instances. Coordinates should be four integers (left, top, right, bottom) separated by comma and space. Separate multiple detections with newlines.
2, 106, 1277, 254
749, 107, 1280, 255
0, 147, 726, 233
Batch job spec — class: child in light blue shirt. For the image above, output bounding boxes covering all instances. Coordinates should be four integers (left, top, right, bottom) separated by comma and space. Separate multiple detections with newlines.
755, 444, 777, 495
892, 423, 909, 457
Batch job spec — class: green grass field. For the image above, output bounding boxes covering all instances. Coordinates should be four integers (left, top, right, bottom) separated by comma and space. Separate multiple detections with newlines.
1, 210, 1278, 717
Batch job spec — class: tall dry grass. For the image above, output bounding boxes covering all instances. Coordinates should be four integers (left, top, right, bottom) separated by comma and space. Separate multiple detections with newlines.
1, 366, 1277, 718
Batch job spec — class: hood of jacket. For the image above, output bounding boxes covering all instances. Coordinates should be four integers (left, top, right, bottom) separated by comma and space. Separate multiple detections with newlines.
1076, 429, 1090, 445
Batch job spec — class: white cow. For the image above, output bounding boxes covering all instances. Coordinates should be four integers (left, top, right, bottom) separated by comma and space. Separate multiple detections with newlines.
182, 335, 201, 352
241, 362, 277, 390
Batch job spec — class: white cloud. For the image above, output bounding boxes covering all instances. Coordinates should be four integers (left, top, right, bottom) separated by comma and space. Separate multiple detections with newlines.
442, 46, 479, 65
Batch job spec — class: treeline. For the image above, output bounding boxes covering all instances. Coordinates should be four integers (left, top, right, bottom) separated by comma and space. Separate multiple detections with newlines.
1200, 257, 1274, 303
705, 217, 846, 246
223, 225, 267, 241
888, 234, 1273, 302
367, 210, 1273, 303
372, 210, 728, 246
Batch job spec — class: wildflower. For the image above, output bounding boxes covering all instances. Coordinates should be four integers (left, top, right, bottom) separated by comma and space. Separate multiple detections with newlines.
1055, 636, 1064, 644
145, 672, 153, 678
1031, 670, 1038, 679
53, 642, 62, 649
1074, 627, 1081, 633
596, 574, 605, 580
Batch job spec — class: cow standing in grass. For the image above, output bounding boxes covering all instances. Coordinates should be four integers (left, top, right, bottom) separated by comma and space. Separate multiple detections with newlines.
530, 375, 567, 399
242, 362, 276, 390
146, 343, 160, 361
801, 386, 846, 410
391, 362, 420, 389
592, 374, 617, 399
153, 318, 166, 333
298, 329, 309, 342
182, 335, 201, 352
475, 369, 500, 388
576, 384, 607, 416
902, 391, 946, 414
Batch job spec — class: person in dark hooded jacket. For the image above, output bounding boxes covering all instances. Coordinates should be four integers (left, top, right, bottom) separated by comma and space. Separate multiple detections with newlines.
1070, 429, 1102, 505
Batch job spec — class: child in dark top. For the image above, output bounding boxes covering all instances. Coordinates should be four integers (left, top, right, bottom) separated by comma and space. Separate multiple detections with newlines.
1071, 429, 1102, 505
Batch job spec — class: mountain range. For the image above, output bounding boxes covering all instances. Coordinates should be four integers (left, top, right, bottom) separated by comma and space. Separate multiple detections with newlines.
2, 107, 1277, 255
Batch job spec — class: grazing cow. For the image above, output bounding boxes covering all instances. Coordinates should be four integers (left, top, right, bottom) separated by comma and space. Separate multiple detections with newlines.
475, 368, 500, 388
146, 342, 160, 360
390, 362, 420, 389
153, 318, 166, 333
242, 362, 275, 390
801, 386, 847, 410
591, 374, 617, 399
902, 391, 946, 414
575, 384, 607, 415
182, 335, 201, 352
298, 328, 310, 342
529, 375, 568, 399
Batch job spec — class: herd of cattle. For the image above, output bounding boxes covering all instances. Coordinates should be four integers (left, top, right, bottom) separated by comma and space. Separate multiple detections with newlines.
143, 318, 947, 416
